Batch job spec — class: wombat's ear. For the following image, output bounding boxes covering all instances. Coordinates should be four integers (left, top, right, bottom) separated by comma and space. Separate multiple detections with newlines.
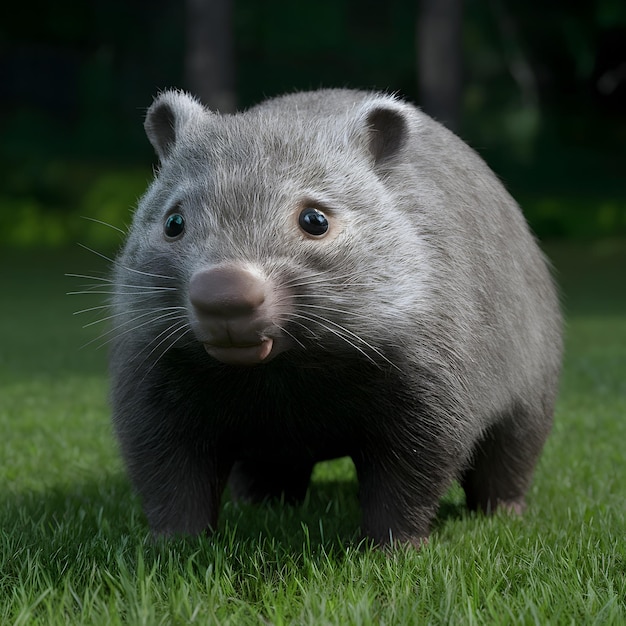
144, 90, 206, 161
360, 99, 409, 165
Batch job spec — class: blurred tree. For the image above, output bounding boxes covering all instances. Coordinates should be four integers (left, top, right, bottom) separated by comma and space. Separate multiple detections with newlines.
490, 0, 538, 110
417, 0, 463, 131
185, 0, 236, 112
1, 0, 625, 245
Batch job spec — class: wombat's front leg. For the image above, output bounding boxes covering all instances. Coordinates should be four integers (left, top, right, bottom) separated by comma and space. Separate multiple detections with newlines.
354, 450, 456, 547
119, 431, 232, 537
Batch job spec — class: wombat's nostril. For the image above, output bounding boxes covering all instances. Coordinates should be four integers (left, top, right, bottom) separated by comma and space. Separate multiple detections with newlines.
189, 266, 266, 317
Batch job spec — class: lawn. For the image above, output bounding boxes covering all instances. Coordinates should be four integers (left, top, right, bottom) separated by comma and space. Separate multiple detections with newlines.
1, 241, 625, 625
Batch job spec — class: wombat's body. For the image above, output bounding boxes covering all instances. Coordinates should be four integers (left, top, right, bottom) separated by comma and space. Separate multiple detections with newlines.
109, 89, 562, 545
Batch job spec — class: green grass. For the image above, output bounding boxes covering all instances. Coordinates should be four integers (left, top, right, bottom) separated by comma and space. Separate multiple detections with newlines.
1, 242, 625, 625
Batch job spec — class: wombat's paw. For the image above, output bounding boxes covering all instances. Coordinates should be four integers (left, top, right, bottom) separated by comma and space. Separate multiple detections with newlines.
497, 498, 526, 516
374, 534, 429, 553
406, 535, 430, 550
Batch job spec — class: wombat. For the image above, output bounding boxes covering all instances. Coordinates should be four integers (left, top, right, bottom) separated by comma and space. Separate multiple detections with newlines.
109, 88, 562, 546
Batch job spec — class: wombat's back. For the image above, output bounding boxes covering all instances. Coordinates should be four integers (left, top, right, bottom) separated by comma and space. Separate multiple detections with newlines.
252, 88, 561, 425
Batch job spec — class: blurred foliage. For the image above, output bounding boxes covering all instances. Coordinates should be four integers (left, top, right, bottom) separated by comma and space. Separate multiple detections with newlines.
0, 158, 150, 250
1, 0, 625, 248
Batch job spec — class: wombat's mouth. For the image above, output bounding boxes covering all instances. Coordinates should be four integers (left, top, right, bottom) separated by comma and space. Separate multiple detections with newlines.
203, 338, 274, 366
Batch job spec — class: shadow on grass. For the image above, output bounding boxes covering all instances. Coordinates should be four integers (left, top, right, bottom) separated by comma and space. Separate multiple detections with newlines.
2, 470, 470, 575
1, 475, 360, 587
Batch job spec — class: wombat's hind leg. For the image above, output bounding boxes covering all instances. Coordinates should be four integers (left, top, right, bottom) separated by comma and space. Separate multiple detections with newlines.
228, 459, 314, 505
461, 413, 550, 515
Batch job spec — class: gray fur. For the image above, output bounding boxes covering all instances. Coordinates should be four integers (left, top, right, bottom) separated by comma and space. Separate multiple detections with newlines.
109, 89, 562, 545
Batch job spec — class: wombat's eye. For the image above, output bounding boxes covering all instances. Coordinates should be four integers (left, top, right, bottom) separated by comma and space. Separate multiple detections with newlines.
164, 213, 185, 239
298, 208, 329, 237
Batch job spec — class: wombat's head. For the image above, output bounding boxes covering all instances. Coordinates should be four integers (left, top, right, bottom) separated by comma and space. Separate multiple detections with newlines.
113, 90, 433, 369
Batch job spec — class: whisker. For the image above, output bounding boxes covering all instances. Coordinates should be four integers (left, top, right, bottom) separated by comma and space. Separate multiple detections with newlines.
283, 317, 320, 340
288, 283, 375, 291
281, 272, 363, 289
92, 315, 188, 352
77, 244, 176, 280
293, 310, 401, 372
136, 325, 194, 383
73, 295, 170, 314
113, 285, 177, 291
66, 273, 176, 291
273, 321, 307, 350
73, 284, 113, 291
298, 302, 376, 322
79, 215, 127, 235
283, 268, 381, 285
141, 326, 191, 382
82, 310, 187, 350
67, 290, 177, 296
65, 273, 114, 283
311, 312, 401, 371
69, 284, 111, 292
290, 312, 380, 369
130, 319, 191, 365
280, 269, 335, 287
73, 304, 111, 315
82, 306, 187, 328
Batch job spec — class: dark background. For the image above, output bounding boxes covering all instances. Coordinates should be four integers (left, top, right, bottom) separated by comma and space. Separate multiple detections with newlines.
1, 0, 625, 248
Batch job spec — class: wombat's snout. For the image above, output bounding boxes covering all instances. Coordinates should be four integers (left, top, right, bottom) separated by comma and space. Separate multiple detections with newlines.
189, 265, 276, 366
190, 265, 266, 317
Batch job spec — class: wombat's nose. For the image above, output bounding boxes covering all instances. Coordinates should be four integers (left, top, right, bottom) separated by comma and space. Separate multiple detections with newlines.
189, 266, 266, 317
